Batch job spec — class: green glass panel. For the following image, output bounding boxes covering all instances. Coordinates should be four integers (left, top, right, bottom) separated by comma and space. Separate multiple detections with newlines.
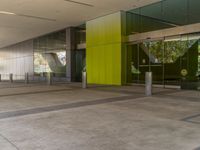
128, 0, 200, 27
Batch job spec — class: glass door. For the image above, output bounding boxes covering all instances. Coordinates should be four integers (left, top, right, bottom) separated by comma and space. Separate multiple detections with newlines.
130, 39, 164, 85
128, 33, 200, 90
163, 36, 183, 86
145, 40, 164, 85
138, 42, 150, 84
75, 49, 86, 82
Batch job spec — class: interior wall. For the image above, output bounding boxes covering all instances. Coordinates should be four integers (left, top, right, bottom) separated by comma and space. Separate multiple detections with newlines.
0, 40, 34, 80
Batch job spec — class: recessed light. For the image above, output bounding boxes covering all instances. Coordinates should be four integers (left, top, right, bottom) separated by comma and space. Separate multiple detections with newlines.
0, 10, 56, 22
0, 11, 16, 15
64, 0, 94, 7
19, 14, 56, 22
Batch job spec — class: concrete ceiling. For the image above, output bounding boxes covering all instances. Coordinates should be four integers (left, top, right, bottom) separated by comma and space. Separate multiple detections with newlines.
0, 0, 160, 48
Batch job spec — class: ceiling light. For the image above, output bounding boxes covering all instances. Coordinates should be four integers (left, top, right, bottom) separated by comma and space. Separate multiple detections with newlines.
0, 10, 56, 22
0, 11, 16, 15
64, 0, 94, 7
18, 14, 56, 21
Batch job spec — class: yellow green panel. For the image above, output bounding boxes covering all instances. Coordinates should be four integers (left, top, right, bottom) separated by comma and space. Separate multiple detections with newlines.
87, 44, 122, 85
86, 12, 125, 85
87, 12, 122, 47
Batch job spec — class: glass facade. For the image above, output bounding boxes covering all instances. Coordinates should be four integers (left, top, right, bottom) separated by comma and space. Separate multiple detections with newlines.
74, 50, 86, 82
127, 0, 200, 35
33, 30, 67, 78
126, 0, 200, 90
0, 40, 33, 81
0, 27, 86, 82
128, 33, 200, 90
33, 27, 86, 82
75, 26, 86, 81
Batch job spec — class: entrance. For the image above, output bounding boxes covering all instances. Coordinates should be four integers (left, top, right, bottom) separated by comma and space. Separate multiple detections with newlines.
127, 33, 200, 90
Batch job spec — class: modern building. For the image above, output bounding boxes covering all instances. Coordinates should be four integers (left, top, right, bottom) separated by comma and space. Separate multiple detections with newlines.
0, 1, 200, 150
0, 0, 199, 90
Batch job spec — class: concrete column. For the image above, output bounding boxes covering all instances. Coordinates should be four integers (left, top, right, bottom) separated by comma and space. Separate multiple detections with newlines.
66, 27, 76, 82
25, 72, 29, 84
145, 72, 152, 96
9, 73, 13, 83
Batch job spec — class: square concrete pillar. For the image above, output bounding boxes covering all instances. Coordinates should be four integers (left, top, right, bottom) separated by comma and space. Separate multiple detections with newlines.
66, 27, 76, 82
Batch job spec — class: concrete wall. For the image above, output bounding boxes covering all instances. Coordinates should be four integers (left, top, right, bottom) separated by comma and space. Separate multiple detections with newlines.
0, 40, 34, 80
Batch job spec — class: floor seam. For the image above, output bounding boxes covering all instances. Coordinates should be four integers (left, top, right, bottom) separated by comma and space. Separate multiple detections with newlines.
0, 95, 144, 120
0, 88, 74, 98
154, 94, 200, 102
0, 133, 20, 150
181, 113, 200, 124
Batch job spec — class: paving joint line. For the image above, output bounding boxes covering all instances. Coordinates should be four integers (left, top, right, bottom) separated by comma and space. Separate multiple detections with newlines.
181, 113, 200, 124
154, 94, 200, 102
0, 133, 20, 150
0, 88, 74, 98
0, 95, 144, 120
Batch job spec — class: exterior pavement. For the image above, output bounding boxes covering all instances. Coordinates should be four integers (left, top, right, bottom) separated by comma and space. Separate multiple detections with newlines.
0, 82, 199, 150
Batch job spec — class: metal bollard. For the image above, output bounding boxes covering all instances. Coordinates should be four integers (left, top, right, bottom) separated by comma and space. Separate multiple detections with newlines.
145, 72, 152, 96
9, 73, 13, 83
25, 72, 29, 84
82, 71, 87, 89
47, 72, 53, 85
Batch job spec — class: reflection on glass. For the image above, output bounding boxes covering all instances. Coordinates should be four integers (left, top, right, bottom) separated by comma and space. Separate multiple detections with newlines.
147, 41, 164, 84
33, 30, 66, 77
129, 33, 200, 90
164, 40, 187, 63
127, 0, 200, 35
34, 52, 51, 73
131, 61, 140, 74
34, 51, 66, 75
57, 51, 66, 66
198, 43, 200, 76
75, 50, 86, 82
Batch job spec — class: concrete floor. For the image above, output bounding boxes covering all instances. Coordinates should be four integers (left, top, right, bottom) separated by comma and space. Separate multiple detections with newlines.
0, 82, 199, 150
